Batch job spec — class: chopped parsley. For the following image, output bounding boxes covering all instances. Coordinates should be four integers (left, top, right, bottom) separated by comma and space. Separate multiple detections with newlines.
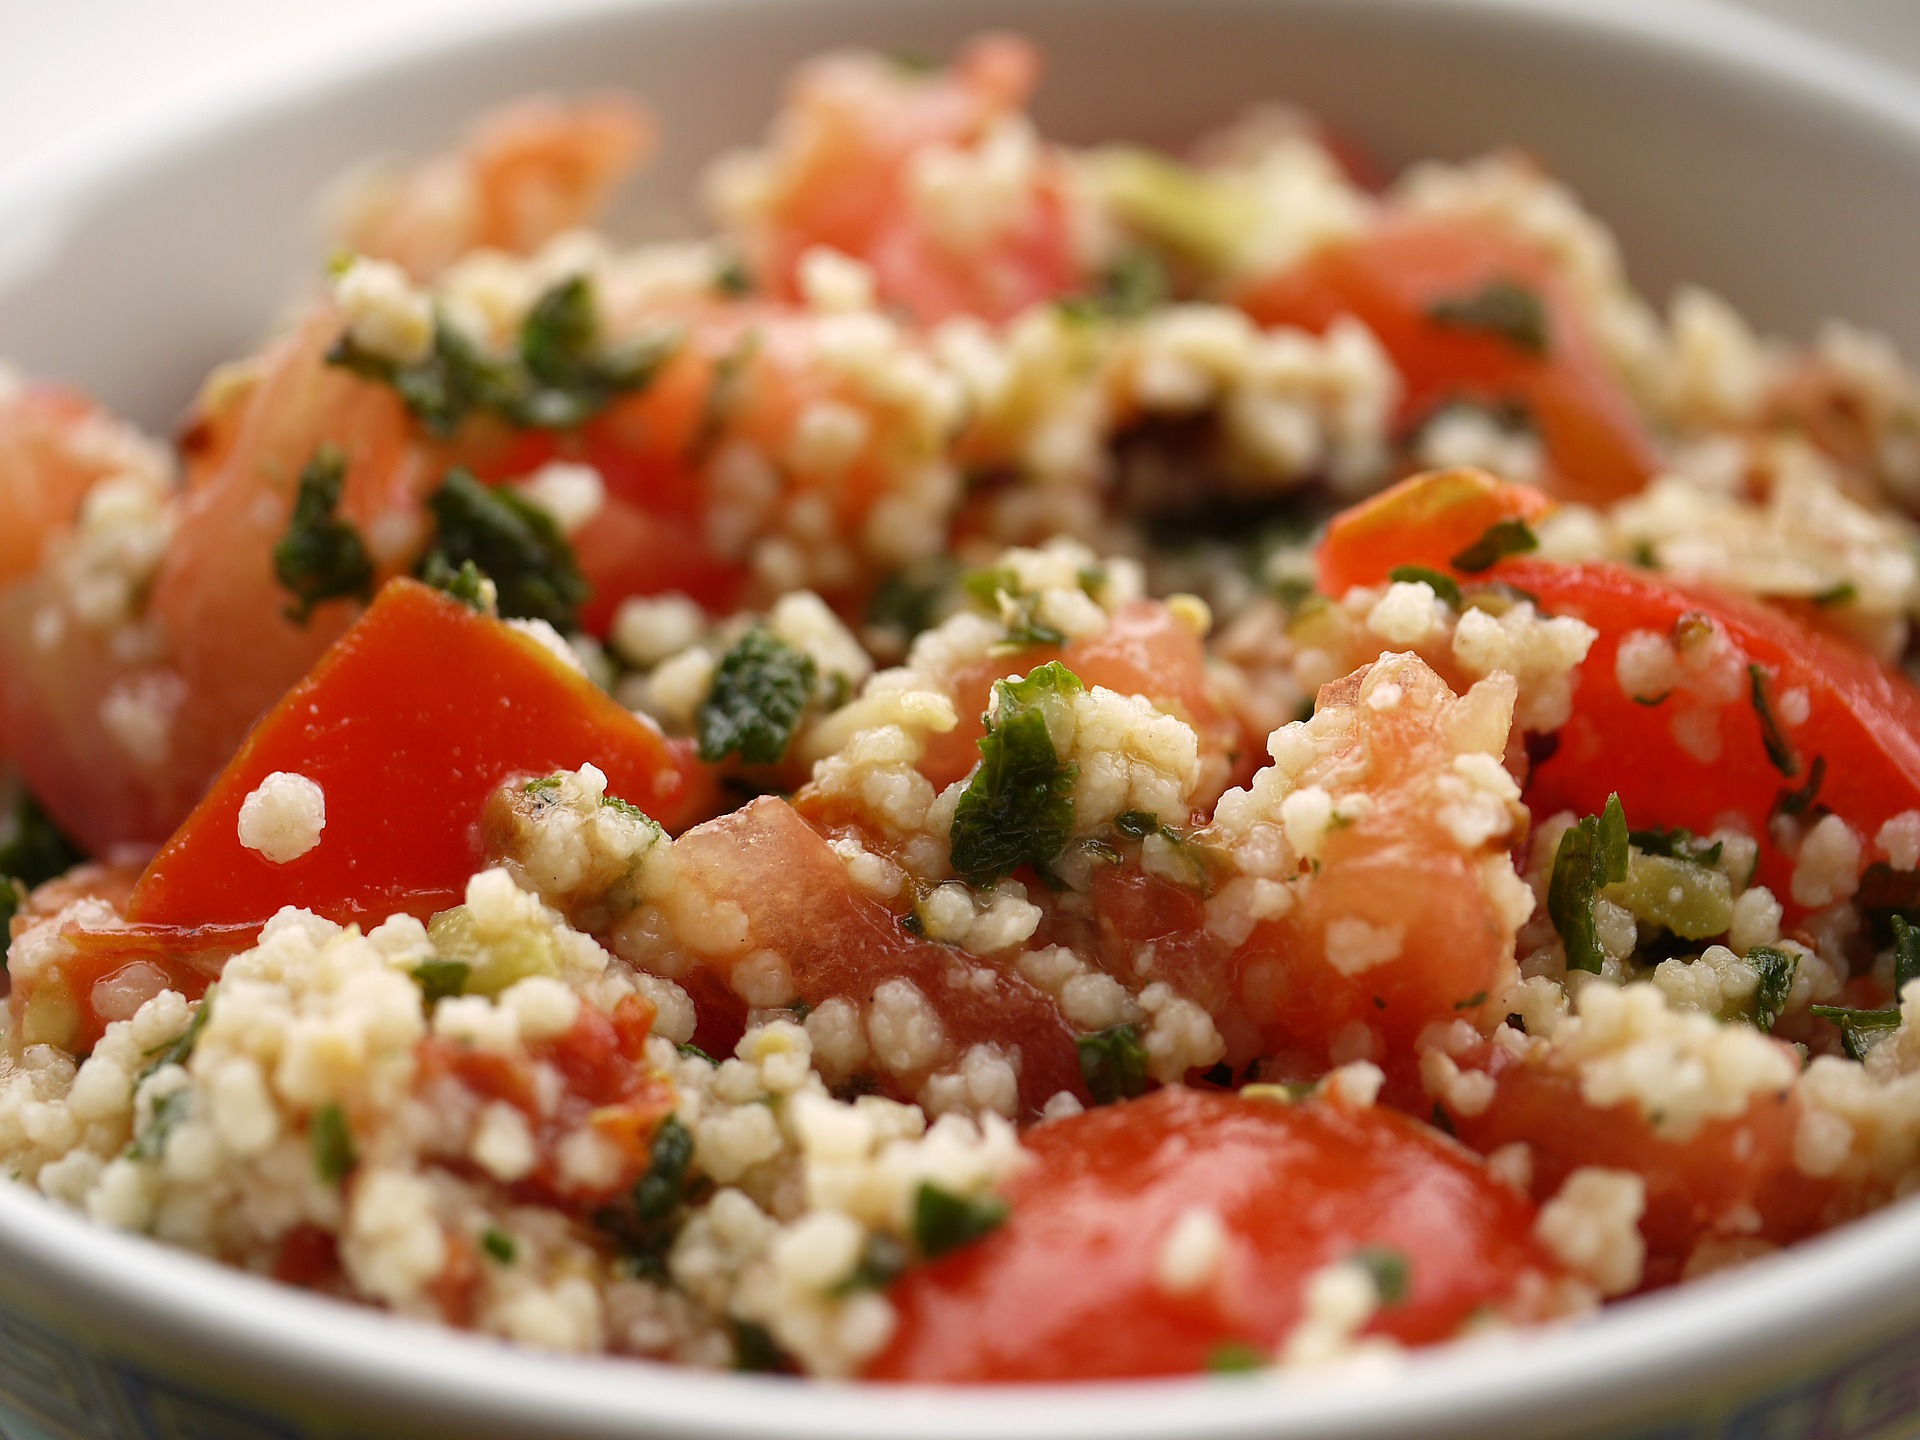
676, 1042, 716, 1063
1077, 1023, 1150, 1106
865, 558, 958, 645
1747, 664, 1800, 778
696, 629, 817, 765
1449, 517, 1539, 573
1206, 1342, 1269, 1374
1058, 250, 1170, 321
1773, 755, 1826, 820
310, 1102, 358, 1184
418, 468, 589, 630
419, 554, 495, 613
481, 1228, 517, 1264
1353, 1245, 1411, 1305
0, 879, 22, 959
329, 275, 678, 435
412, 959, 470, 1005
911, 1182, 1009, 1259
1747, 946, 1798, 1033
130, 1089, 191, 1161
1427, 278, 1551, 355
1626, 826, 1724, 869
634, 1116, 695, 1226
274, 445, 374, 623
731, 1319, 788, 1373
1547, 794, 1630, 974
1813, 580, 1858, 607
1386, 565, 1464, 609
713, 253, 753, 297
140, 986, 215, 1080
1894, 913, 1920, 994
961, 564, 1067, 649
948, 661, 1082, 886
831, 1232, 909, 1295
1812, 1004, 1904, 1060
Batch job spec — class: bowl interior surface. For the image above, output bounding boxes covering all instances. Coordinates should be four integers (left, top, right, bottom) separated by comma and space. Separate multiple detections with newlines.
5, 1, 1920, 1437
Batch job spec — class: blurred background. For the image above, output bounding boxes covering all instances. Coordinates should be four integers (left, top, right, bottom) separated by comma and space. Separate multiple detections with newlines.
3, 0, 1920, 192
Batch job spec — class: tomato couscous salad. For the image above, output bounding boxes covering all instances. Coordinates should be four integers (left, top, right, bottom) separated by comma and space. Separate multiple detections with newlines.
5, 34, 1920, 1381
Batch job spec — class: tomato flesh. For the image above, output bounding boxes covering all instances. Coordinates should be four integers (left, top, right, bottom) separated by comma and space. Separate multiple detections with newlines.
127, 578, 715, 930
1239, 215, 1657, 505
868, 1086, 1564, 1380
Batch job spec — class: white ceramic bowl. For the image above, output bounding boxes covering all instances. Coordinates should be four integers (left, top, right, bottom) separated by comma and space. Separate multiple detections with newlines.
7, 2, 1920, 1436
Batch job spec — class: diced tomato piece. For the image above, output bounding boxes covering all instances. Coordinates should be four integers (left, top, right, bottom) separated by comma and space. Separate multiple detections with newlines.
1316, 467, 1554, 598
8, 919, 254, 1057
1499, 558, 1920, 912
919, 601, 1238, 792
671, 796, 1085, 1117
126, 578, 716, 930
1239, 215, 1657, 504
868, 1087, 1565, 1380
1445, 1033, 1830, 1288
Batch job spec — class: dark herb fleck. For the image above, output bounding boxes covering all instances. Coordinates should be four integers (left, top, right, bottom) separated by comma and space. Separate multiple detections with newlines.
912, 1182, 1009, 1259
1427, 278, 1550, 354
141, 986, 216, 1080
419, 553, 494, 613
676, 1042, 716, 1063
1354, 1245, 1411, 1305
130, 1089, 191, 1161
1627, 827, 1724, 869
1077, 1023, 1150, 1106
481, 1228, 517, 1264
1773, 755, 1826, 820
1206, 1342, 1269, 1374
1547, 794, 1630, 973
831, 1232, 909, 1295
1812, 1003, 1904, 1061
311, 1102, 358, 1184
634, 1117, 695, 1226
419, 468, 589, 628
1748, 946, 1799, 1033
412, 959, 470, 1005
697, 629, 816, 765
1450, 518, 1539, 573
732, 1319, 788, 1373
1386, 565, 1464, 609
275, 445, 374, 622
1747, 664, 1800, 778
948, 662, 1082, 886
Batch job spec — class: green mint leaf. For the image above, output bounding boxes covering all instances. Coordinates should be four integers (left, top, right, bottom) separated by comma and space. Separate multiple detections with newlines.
419, 468, 589, 630
311, 1102, 358, 1184
412, 959, 470, 1005
1747, 664, 1800, 778
1747, 946, 1798, 1033
1449, 517, 1539, 574
1386, 565, 1464, 609
912, 1182, 1009, 1259
1772, 754, 1826, 820
697, 630, 817, 765
948, 661, 1082, 886
1077, 1022, 1150, 1106
481, 1227, 517, 1264
1427, 278, 1551, 355
1548, 794, 1629, 973
275, 445, 374, 623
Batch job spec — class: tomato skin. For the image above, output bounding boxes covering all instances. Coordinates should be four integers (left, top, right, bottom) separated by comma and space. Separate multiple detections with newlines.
1498, 558, 1920, 911
867, 1087, 1564, 1381
1239, 215, 1657, 504
126, 579, 716, 931
1315, 467, 1554, 598
672, 796, 1086, 1117
8, 920, 254, 1058
1445, 1034, 1830, 1288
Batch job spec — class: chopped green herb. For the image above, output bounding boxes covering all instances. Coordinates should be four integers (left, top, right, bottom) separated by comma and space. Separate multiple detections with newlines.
1450, 517, 1539, 573
1812, 580, 1858, 607
412, 959, 470, 1005
141, 986, 216, 1080
1354, 1245, 1411, 1305
634, 1117, 694, 1225
481, 1228, 517, 1264
599, 794, 657, 826
0, 789, 86, 890
865, 559, 958, 643
1747, 664, 1800, 778
1058, 251, 1170, 321
0, 877, 23, 968
948, 662, 1082, 886
1077, 1023, 1150, 1106
333, 276, 676, 436
1547, 794, 1630, 973
912, 1182, 1009, 1259
311, 1102, 358, 1184
1206, 1342, 1269, 1374
697, 629, 816, 765
676, 1042, 715, 1064
1812, 1003, 1904, 1061
1747, 946, 1798, 1033
1430, 1102, 1456, 1136
713, 253, 753, 297
1386, 565, 1464, 609
1626, 827, 1724, 869
130, 1088, 191, 1161
1427, 278, 1550, 355
831, 1232, 909, 1296
274, 445, 374, 622
1632, 691, 1672, 707
419, 553, 495, 613
731, 1319, 787, 1373
1454, 991, 1488, 1010
1893, 914, 1920, 994
899, 910, 926, 937
1115, 810, 1161, 839
419, 468, 589, 628
1773, 755, 1826, 819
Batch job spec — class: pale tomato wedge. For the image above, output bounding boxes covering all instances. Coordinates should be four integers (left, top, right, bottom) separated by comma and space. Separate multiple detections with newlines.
869, 1086, 1567, 1380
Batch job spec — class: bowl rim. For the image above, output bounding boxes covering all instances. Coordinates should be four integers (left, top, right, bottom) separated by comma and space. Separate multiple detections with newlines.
8, 0, 1920, 1434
